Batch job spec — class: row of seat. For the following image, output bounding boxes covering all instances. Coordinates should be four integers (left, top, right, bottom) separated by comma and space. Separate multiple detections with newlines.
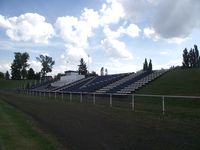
28, 69, 168, 94
49, 76, 94, 92
78, 73, 129, 92
117, 70, 168, 94
96, 71, 143, 93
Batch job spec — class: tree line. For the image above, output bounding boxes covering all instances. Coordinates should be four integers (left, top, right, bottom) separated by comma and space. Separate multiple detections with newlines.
0, 71, 10, 80
11, 52, 55, 80
143, 58, 152, 71
77, 58, 106, 76
182, 45, 200, 68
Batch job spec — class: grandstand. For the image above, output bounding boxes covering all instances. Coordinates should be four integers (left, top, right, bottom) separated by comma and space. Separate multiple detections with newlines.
28, 69, 169, 94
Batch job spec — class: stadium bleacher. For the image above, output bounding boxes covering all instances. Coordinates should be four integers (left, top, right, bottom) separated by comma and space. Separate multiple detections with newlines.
28, 69, 168, 94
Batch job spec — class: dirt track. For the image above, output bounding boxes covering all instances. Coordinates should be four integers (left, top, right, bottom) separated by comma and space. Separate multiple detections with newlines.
1, 92, 200, 150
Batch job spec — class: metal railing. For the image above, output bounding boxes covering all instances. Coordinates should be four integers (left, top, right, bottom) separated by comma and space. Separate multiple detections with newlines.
21, 90, 200, 115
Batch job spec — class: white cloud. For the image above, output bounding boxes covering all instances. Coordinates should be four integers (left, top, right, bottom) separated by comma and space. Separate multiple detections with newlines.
143, 27, 159, 41
81, 8, 100, 28
154, 59, 182, 70
152, 0, 200, 39
55, 8, 100, 48
59, 45, 92, 72
117, 0, 200, 43
102, 24, 139, 59
103, 25, 124, 39
0, 13, 55, 44
166, 37, 187, 45
0, 15, 12, 28
100, 0, 125, 25
65, 45, 91, 64
126, 24, 141, 38
29, 60, 41, 73
116, 0, 154, 22
101, 38, 133, 59
143, 27, 186, 44
104, 24, 140, 39
0, 62, 10, 73
103, 58, 141, 74
55, 16, 90, 48
159, 51, 169, 56
51, 64, 67, 76
55, 8, 98, 69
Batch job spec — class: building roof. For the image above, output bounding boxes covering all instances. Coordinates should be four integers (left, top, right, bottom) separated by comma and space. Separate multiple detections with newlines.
64, 70, 78, 74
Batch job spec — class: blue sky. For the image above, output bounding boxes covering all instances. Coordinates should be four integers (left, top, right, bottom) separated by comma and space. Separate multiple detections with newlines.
0, 0, 200, 76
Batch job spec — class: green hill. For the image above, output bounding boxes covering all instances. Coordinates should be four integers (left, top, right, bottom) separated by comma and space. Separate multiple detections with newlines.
137, 68, 200, 96
0, 79, 35, 90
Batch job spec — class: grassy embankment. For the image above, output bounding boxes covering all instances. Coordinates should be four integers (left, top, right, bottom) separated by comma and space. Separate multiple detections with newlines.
137, 68, 200, 96
132, 68, 200, 114
1, 91, 200, 150
0, 79, 64, 150
0, 79, 37, 90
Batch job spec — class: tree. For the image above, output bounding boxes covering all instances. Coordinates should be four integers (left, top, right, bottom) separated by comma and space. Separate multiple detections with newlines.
11, 52, 29, 79
182, 48, 189, 68
35, 72, 41, 80
182, 45, 200, 69
91, 71, 97, 76
54, 73, 63, 80
5, 71, 10, 80
11, 67, 21, 80
194, 45, 200, 68
27, 68, 35, 79
36, 55, 55, 77
0, 72, 4, 79
78, 58, 88, 75
100, 67, 104, 76
105, 68, 108, 75
148, 59, 152, 71
143, 58, 148, 71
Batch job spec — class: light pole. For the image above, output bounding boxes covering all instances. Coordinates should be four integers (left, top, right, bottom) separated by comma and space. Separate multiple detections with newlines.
87, 54, 90, 73
66, 61, 69, 71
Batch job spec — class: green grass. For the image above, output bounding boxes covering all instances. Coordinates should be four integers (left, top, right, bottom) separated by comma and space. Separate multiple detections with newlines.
0, 79, 36, 90
137, 68, 200, 96
0, 68, 200, 149
0, 99, 62, 150
1, 92, 200, 150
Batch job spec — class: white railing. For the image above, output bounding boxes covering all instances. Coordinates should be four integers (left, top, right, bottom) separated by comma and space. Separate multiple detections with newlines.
22, 90, 200, 115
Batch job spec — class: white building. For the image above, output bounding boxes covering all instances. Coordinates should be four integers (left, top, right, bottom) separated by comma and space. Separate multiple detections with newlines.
51, 71, 85, 87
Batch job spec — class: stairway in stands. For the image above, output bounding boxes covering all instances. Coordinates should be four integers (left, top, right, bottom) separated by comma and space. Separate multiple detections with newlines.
117, 69, 168, 94
95, 71, 143, 93
105, 71, 151, 93
49, 76, 94, 92
79, 73, 129, 92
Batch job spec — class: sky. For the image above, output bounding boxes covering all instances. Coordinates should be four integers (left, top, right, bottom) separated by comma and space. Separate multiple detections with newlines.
0, 0, 200, 76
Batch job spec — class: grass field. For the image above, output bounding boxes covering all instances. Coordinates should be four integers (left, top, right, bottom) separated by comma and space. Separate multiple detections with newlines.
0, 79, 36, 90
1, 91, 200, 150
0, 95, 64, 150
0, 68, 200, 150
137, 68, 200, 96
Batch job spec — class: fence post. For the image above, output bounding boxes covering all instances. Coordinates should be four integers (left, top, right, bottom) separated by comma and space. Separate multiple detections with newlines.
132, 94, 135, 111
93, 93, 96, 104
70, 92, 72, 103
55, 92, 57, 100
110, 94, 112, 107
49, 92, 51, 99
80, 92, 83, 103
62, 92, 64, 101
44, 92, 46, 97
162, 96, 165, 115
40, 91, 41, 97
